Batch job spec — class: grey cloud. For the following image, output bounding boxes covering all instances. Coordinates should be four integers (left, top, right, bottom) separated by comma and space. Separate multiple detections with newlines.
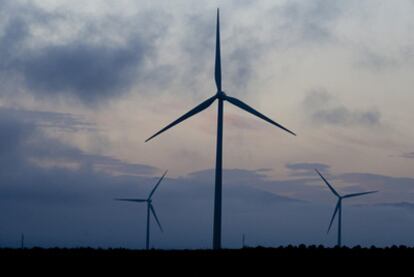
270, 0, 414, 73
375, 202, 414, 211
266, 162, 414, 205
0, 109, 34, 169
226, 47, 259, 91
29, 144, 158, 177
286, 162, 330, 177
0, 106, 157, 177
224, 0, 347, 92
356, 49, 400, 71
337, 173, 414, 203
0, 107, 95, 132
187, 168, 267, 186
0, 109, 315, 248
20, 40, 147, 103
26, 136, 158, 177
353, 34, 414, 71
221, 0, 345, 93
402, 152, 414, 159
179, 9, 265, 96
312, 107, 381, 126
271, 0, 345, 46
0, 106, 410, 248
4, 164, 413, 248
303, 89, 381, 127
0, 1, 168, 104
339, 172, 414, 190
0, 0, 352, 105
225, 184, 303, 208
1, 120, 414, 249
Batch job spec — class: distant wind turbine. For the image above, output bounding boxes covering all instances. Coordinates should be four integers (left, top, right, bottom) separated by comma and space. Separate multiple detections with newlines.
145, 9, 296, 250
315, 169, 378, 247
115, 170, 167, 250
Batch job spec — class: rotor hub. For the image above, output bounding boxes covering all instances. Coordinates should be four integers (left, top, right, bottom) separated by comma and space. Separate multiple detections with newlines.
217, 90, 226, 99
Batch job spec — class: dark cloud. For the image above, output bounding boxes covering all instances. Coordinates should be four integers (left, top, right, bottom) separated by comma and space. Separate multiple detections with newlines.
0, 0, 351, 105
271, 0, 345, 46
0, 107, 95, 132
0, 1, 167, 104
0, 109, 34, 170
338, 173, 414, 194
375, 202, 414, 211
355, 48, 400, 71
179, 9, 266, 96
302, 89, 382, 127
3, 164, 413, 248
20, 40, 147, 103
0, 106, 157, 176
0, 116, 414, 248
226, 47, 259, 91
401, 152, 414, 159
0, 106, 310, 248
265, 163, 414, 205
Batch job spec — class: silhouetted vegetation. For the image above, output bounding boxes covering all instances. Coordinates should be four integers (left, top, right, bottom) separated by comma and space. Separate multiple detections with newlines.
2, 245, 414, 260
2, 246, 413, 272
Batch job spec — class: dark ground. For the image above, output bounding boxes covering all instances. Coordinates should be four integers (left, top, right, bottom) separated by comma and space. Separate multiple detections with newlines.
1, 245, 414, 272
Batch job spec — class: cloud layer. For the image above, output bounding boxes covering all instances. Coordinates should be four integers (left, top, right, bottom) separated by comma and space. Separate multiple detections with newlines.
1, 0, 414, 248
302, 89, 381, 127
0, 0, 168, 104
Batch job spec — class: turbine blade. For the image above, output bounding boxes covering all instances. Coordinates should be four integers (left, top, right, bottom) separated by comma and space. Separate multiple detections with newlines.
145, 95, 217, 142
327, 201, 340, 234
114, 198, 147, 203
149, 170, 168, 199
315, 169, 340, 198
225, 96, 296, 136
150, 204, 163, 232
342, 191, 378, 199
215, 8, 222, 92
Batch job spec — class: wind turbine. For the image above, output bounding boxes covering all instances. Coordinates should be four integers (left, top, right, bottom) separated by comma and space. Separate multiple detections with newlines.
315, 169, 378, 247
115, 170, 167, 250
146, 9, 296, 250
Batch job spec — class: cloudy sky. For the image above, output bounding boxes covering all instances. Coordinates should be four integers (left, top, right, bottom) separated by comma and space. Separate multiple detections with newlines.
1, 0, 414, 249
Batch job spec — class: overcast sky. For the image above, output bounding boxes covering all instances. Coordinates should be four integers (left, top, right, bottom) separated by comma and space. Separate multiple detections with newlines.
1, 0, 414, 249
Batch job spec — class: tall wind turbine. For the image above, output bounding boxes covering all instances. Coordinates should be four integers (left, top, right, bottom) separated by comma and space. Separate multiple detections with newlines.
315, 169, 377, 247
115, 170, 167, 250
146, 9, 296, 250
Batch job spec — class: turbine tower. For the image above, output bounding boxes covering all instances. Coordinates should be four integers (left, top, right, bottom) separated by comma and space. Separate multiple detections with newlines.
315, 169, 378, 247
146, 9, 296, 250
115, 170, 167, 250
